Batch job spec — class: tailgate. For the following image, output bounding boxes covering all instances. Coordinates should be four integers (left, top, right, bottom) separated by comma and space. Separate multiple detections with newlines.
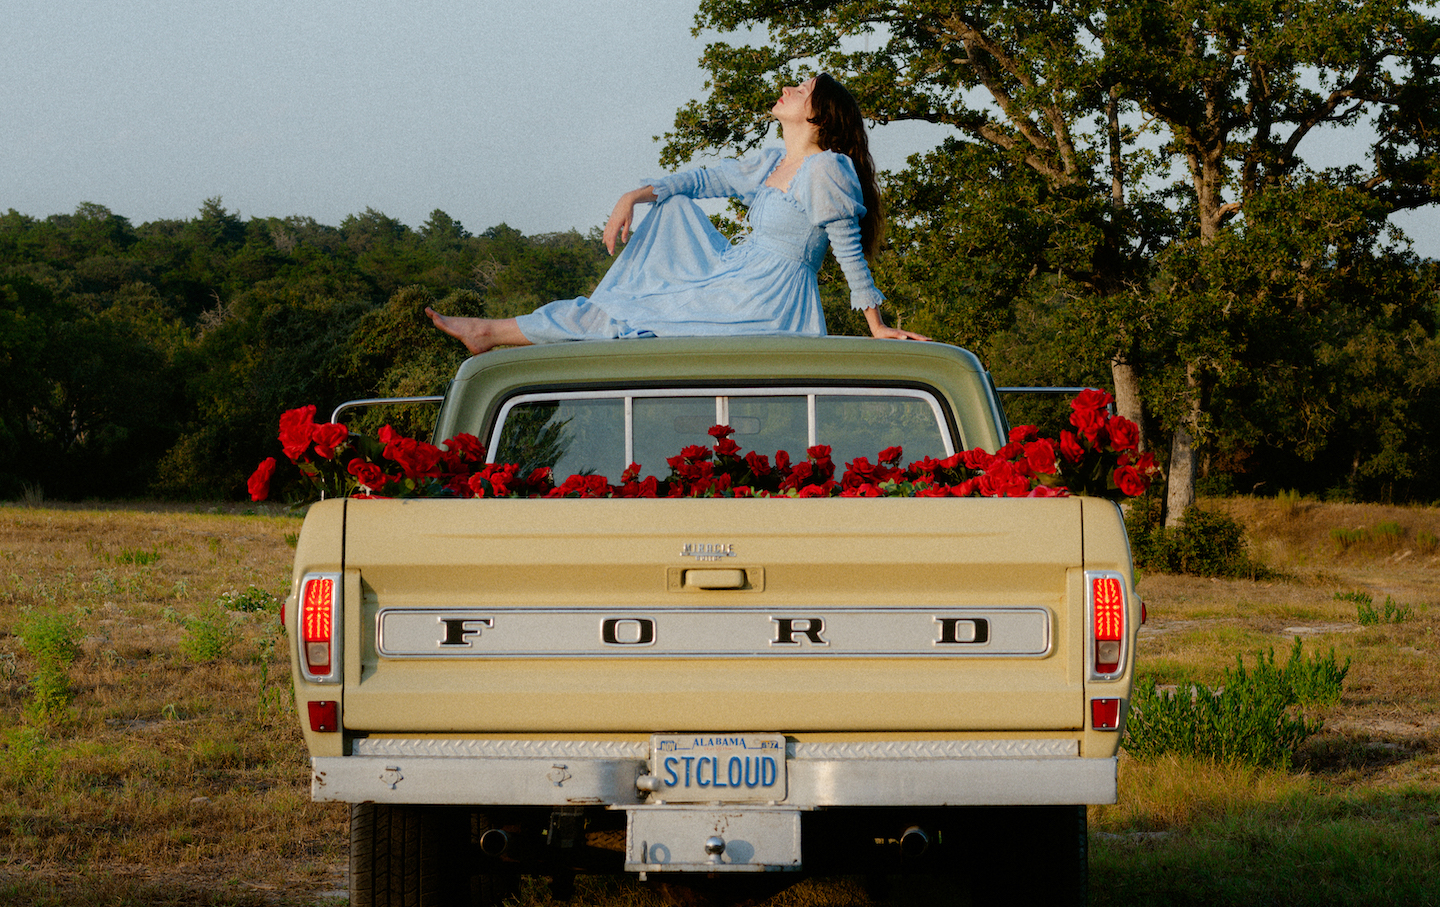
339, 496, 1087, 733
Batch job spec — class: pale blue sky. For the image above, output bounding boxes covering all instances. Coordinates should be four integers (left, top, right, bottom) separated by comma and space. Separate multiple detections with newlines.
2, 1, 1433, 257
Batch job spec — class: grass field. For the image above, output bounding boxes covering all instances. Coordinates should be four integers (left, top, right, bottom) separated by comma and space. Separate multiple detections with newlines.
1, 497, 1437, 906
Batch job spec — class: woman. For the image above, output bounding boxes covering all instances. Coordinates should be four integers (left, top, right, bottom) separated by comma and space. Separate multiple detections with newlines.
427, 73, 928, 354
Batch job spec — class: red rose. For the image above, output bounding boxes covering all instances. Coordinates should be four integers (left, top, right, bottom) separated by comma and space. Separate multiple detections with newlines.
679, 444, 711, 463
744, 451, 771, 476
1071, 388, 1115, 415
1024, 438, 1058, 475
1008, 425, 1040, 443
385, 437, 444, 479
878, 446, 905, 466
248, 457, 276, 501
1060, 430, 1085, 463
708, 425, 734, 439
1135, 451, 1158, 476
714, 438, 741, 458
1113, 465, 1148, 497
278, 406, 317, 461
443, 433, 486, 462
312, 422, 349, 460
1106, 416, 1140, 452
347, 458, 387, 490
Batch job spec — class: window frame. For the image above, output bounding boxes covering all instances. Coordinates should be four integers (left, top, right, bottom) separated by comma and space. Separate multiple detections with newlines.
487, 386, 957, 476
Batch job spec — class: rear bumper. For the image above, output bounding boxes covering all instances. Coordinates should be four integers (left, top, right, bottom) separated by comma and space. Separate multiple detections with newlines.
311, 738, 1117, 807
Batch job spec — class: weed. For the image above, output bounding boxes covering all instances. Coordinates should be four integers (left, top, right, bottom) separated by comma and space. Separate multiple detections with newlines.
114, 547, 161, 566
1417, 530, 1439, 555
1374, 520, 1404, 547
17, 609, 81, 724
221, 585, 280, 613
1276, 488, 1302, 517
1330, 526, 1369, 551
179, 601, 241, 662
20, 481, 44, 506
1281, 636, 1349, 706
1124, 639, 1341, 769
1341, 590, 1414, 625
0, 725, 58, 790
283, 531, 300, 548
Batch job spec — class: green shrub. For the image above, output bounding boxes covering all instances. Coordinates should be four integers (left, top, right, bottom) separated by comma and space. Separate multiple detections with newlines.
1281, 636, 1349, 706
1124, 638, 1340, 769
180, 601, 241, 662
1342, 590, 1413, 625
1126, 505, 1270, 578
17, 610, 81, 723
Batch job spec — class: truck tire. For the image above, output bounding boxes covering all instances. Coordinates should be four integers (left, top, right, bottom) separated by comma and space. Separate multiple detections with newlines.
351, 803, 516, 907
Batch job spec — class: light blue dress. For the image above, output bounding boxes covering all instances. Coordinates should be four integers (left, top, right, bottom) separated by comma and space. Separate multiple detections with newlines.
514, 148, 884, 343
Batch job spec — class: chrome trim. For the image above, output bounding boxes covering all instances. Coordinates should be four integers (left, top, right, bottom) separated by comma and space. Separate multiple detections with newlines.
374, 606, 1053, 659
329, 395, 443, 425
296, 572, 343, 685
1085, 568, 1130, 682
789, 739, 1077, 759
354, 738, 650, 759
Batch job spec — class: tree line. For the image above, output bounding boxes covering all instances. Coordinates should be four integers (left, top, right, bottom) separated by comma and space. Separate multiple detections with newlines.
0, 201, 619, 500
3, 0, 1439, 507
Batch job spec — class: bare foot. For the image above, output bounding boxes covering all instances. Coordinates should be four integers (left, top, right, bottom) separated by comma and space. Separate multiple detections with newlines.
425, 307, 504, 355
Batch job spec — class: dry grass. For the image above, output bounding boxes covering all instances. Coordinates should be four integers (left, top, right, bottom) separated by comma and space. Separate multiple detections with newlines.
0, 503, 346, 906
1, 496, 1437, 905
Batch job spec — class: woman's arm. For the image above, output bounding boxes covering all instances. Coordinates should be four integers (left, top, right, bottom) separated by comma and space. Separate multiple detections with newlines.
863, 306, 931, 341
603, 186, 658, 254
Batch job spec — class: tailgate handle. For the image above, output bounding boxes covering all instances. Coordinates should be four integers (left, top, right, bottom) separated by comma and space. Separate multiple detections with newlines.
684, 569, 747, 590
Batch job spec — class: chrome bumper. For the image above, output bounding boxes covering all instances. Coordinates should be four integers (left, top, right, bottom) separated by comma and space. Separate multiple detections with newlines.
311, 738, 1117, 808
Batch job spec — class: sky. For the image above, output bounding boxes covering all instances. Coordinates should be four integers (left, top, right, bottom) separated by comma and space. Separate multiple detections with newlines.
2, 0, 1434, 257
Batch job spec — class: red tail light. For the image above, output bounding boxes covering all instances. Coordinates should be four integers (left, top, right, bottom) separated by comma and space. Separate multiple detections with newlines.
1088, 570, 1127, 678
1091, 698, 1122, 730
308, 700, 339, 733
299, 573, 342, 684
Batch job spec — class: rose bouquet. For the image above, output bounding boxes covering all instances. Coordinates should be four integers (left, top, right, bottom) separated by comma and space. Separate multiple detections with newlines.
249, 391, 1158, 503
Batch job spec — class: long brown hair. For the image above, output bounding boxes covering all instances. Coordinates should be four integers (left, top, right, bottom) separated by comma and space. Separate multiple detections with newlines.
808, 73, 884, 259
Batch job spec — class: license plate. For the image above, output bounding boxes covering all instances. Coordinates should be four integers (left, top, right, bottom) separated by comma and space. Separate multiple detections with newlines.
649, 734, 786, 802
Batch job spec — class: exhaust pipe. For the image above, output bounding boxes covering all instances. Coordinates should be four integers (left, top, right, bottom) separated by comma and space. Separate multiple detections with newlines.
899, 826, 929, 858
479, 828, 510, 857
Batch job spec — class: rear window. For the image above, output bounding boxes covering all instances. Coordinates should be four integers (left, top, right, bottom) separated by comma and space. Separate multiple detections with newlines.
490, 388, 953, 478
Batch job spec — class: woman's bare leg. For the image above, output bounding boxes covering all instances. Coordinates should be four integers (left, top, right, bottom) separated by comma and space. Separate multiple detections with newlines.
425, 308, 532, 355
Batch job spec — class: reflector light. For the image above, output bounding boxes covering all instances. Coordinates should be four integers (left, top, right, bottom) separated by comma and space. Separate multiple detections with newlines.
308, 700, 338, 733
298, 573, 341, 683
1091, 698, 1121, 731
1091, 574, 1125, 675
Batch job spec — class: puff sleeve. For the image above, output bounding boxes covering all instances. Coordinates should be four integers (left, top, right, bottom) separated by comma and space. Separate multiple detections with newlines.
792, 152, 885, 311
647, 149, 784, 208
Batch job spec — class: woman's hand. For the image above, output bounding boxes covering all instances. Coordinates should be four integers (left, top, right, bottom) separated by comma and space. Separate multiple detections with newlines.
603, 186, 657, 254
864, 307, 931, 341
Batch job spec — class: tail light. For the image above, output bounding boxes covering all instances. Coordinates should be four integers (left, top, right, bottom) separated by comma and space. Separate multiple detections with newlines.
1087, 570, 1127, 679
298, 573, 342, 684
1091, 698, 1122, 730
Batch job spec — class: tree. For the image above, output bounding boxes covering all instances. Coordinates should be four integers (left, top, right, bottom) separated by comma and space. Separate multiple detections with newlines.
662, 0, 1440, 519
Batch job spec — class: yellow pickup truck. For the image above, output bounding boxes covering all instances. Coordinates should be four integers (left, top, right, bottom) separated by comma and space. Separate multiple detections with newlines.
286, 336, 1138, 906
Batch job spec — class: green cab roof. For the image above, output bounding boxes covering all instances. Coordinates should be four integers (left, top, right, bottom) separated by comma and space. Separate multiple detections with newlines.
433, 336, 1007, 453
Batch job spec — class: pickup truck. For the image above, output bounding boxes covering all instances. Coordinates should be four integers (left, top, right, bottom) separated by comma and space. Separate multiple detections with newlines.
285, 335, 1139, 907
